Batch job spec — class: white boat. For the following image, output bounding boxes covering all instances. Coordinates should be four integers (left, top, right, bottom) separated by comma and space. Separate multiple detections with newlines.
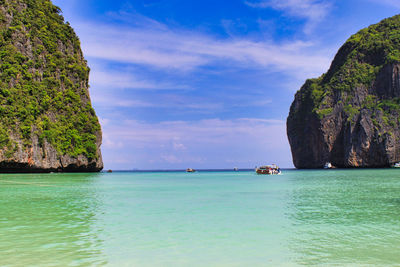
256, 164, 281, 175
324, 162, 333, 169
392, 162, 400, 168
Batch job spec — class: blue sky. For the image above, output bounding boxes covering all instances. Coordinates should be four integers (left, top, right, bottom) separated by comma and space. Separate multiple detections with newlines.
52, 0, 400, 170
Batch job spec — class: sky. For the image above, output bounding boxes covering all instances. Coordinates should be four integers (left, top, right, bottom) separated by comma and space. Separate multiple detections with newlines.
52, 0, 400, 170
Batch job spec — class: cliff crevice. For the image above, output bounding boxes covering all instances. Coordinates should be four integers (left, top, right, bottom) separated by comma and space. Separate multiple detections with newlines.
287, 15, 400, 168
0, 0, 103, 172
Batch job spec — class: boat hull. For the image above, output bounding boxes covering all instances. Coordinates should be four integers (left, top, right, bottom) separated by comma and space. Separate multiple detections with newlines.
256, 165, 281, 175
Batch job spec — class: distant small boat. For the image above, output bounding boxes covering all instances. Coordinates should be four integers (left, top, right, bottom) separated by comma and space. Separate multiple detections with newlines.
186, 168, 196, 172
256, 164, 281, 175
234, 167, 238, 171
107, 169, 113, 173
324, 162, 333, 169
392, 162, 400, 168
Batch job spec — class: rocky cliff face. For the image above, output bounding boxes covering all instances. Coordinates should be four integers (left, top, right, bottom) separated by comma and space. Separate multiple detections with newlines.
0, 0, 102, 172
287, 15, 400, 168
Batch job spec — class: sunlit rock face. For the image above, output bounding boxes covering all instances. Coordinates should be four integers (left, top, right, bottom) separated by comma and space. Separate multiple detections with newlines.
287, 15, 400, 169
0, 0, 102, 172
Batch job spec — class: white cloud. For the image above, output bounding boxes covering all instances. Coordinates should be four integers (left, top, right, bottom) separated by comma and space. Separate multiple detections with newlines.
101, 117, 293, 168
160, 154, 183, 164
103, 118, 287, 147
89, 68, 187, 90
74, 20, 331, 79
51, 2, 329, 169
92, 94, 225, 112
245, 0, 332, 34
234, 99, 272, 107
173, 142, 186, 151
92, 92, 273, 111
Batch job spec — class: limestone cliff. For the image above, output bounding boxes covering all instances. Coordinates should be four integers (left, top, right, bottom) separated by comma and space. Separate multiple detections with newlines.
0, 0, 103, 172
287, 15, 400, 168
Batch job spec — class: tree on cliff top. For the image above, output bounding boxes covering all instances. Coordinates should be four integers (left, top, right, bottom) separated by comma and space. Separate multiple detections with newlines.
0, 0, 101, 163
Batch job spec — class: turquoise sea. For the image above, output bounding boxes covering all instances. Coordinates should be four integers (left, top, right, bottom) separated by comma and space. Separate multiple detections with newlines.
1, 169, 400, 266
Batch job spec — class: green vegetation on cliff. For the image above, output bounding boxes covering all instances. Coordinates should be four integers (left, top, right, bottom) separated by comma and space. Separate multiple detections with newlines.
288, 14, 400, 168
297, 15, 400, 124
0, 0, 100, 160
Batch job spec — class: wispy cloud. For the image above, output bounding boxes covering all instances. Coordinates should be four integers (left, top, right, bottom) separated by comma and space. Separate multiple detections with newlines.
245, 0, 332, 34
93, 96, 224, 111
90, 69, 168, 90
101, 117, 292, 168
52, 1, 331, 169
92, 93, 271, 112
75, 19, 331, 78
102, 118, 287, 148
89, 64, 188, 90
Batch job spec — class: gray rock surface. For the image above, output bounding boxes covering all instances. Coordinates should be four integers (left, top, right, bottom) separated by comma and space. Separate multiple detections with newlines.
287, 15, 400, 168
0, 0, 103, 172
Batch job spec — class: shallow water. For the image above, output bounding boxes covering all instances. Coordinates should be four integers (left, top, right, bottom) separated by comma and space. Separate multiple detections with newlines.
1, 169, 400, 266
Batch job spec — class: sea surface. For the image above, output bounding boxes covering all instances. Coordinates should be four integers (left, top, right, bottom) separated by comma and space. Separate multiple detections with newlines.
1, 169, 400, 266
